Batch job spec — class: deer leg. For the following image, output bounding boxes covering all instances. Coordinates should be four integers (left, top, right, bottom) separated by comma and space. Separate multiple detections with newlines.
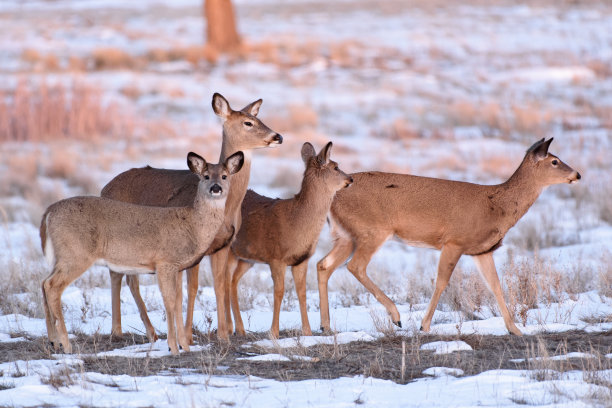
109, 270, 124, 339
346, 239, 401, 327
269, 261, 286, 338
317, 237, 354, 332
224, 253, 238, 333
184, 264, 199, 345
173, 270, 190, 351
125, 274, 158, 343
43, 260, 91, 353
291, 260, 312, 336
209, 247, 231, 341
156, 266, 179, 355
230, 258, 253, 336
41, 269, 58, 349
420, 245, 463, 332
472, 252, 523, 336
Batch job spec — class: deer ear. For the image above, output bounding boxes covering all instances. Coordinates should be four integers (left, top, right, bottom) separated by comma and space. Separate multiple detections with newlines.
241, 99, 262, 116
316, 141, 333, 164
225, 151, 244, 175
187, 152, 207, 175
532, 138, 553, 161
212, 93, 231, 119
301, 142, 316, 164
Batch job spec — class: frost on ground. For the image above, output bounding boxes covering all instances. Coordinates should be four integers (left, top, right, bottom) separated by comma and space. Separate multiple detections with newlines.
1, 0, 612, 406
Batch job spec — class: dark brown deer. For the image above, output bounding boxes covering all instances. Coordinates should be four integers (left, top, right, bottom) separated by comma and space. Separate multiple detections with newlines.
228, 142, 352, 337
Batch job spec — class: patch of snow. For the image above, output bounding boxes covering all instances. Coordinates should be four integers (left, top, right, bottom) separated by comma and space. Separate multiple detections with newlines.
248, 331, 376, 349
91, 340, 211, 359
420, 341, 473, 355
511, 352, 599, 363
423, 367, 464, 377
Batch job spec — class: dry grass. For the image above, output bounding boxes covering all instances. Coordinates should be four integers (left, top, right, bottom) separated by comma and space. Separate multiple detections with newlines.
0, 79, 129, 142
0, 226, 47, 318
440, 267, 498, 321
507, 212, 581, 251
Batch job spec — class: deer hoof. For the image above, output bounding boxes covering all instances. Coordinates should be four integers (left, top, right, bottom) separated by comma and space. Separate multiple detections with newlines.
394, 320, 402, 328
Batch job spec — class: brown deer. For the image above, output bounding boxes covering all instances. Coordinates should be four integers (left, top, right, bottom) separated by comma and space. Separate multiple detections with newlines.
40, 151, 244, 355
317, 138, 580, 336
228, 142, 353, 337
101, 93, 282, 343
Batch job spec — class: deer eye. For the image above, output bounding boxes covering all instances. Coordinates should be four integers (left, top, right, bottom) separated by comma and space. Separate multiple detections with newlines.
552, 159, 558, 166
334, 166, 339, 171
204, 175, 210, 180
222, 175, 227, 180
244, 121, 253, 127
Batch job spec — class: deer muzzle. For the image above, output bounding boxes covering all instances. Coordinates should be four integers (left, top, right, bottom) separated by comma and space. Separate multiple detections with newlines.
210, 184, 223, 196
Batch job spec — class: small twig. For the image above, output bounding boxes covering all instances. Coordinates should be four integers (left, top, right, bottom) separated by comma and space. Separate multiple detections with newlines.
401, 340, 406, 382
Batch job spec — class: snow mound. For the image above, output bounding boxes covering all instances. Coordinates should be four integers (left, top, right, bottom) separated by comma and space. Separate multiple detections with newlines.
423, 367, 464, 377
420, 341, 473, 354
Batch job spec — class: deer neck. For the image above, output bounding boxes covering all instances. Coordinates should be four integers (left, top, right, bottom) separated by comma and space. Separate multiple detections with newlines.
192, 184, 226, 243
220, 131, 252, 223
492, 158, 544, 231
294, 175, 335, 230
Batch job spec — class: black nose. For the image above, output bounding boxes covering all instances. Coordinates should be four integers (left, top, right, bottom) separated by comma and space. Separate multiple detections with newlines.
210, 184, 222, 194
349, 176, 354, 183
272, 134, 283, 143
576, 172, 581, 180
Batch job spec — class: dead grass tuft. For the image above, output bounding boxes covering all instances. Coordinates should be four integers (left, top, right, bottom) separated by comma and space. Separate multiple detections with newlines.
92, 47, 137, 70
0, 79, 130, 142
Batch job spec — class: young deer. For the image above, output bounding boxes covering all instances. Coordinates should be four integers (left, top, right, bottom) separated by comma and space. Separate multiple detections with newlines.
317, 138, 581, 336
101, 93, 282, 343
40, 151, 244, 355
228, 142, 353, 337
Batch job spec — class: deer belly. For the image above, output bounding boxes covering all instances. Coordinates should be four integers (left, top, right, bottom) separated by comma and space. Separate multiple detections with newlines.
95, 260, 155, 275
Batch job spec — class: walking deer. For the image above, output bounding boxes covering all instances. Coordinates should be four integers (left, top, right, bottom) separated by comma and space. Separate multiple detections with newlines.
228, 142, 352, 337
101, 93, 282, 342
40, 151, 244, 355
317, 138, 580, 335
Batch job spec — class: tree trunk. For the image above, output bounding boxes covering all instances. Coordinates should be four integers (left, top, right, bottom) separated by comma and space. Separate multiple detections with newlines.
204, 0, 241, 53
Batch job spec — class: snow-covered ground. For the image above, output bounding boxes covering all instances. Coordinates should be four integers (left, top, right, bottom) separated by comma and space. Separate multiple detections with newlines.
1, 0, 611, 406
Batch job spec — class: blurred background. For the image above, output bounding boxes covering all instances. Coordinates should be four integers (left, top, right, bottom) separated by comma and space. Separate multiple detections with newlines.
0, 0, 610, 326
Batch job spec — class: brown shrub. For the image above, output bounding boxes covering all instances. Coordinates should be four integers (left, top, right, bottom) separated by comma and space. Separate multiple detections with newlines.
92, 47, 136, 70
0, 79, 129, 142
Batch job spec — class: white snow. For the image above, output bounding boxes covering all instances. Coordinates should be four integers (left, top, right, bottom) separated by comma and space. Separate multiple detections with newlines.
92, 340, 211, 359
420, 341, 473, 355
248, 331, 377, 349
423, 367, 465, 377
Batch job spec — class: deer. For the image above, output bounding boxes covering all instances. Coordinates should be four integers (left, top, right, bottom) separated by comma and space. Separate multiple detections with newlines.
228, 142, 353, 338
316, 138, 581, 336
40, 151, 244, 355
100, 93, 282, 343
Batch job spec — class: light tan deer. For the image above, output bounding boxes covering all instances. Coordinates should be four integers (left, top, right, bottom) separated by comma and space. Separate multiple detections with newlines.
317, 138, 581, 335
101, 93, 282, 343
40, 151, 244, 355
228, 142, 353, 337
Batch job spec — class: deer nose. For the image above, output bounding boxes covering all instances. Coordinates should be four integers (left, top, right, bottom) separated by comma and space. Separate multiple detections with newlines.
349, 176, 354, 183
576, 172, 581, 180
272, 134, 283, 144
210, 184, 222, 195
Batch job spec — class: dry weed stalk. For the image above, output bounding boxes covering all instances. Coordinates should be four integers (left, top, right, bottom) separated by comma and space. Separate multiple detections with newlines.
0, 79, 128, 142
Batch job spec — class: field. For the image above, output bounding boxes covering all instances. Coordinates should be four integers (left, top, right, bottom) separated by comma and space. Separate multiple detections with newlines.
0, 0, 611, 406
